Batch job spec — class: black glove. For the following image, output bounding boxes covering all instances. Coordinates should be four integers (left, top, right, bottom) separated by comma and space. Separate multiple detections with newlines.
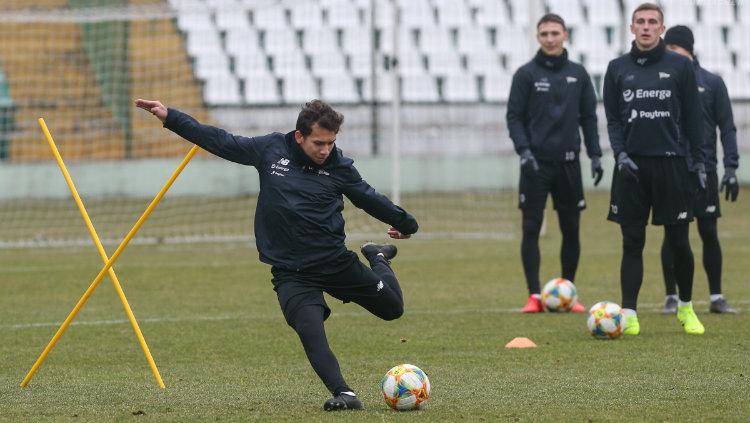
591, 156, 604, 187
616, 152, 638, 181
519, 149, 539, 174
720, 167, 739, 201
693, 162, 707, 191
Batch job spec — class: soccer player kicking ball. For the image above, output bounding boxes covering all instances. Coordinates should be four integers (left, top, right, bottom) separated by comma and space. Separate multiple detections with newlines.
660, 25, 740, 314
506, 13, 603, 313
603, 3, 707, 335
136, 99, 418, 410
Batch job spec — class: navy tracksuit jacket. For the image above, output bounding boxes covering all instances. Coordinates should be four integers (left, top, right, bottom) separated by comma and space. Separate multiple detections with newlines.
164, 109, 419, 273
507, 49, 601, 161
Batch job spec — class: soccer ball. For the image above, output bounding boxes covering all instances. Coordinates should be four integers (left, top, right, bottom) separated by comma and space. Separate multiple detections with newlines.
541, 278, 577, 311
380, 364, 430, 411
587, 301, 624, 339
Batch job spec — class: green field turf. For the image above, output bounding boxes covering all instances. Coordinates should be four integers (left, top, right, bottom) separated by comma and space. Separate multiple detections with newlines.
1, 191, 748, 422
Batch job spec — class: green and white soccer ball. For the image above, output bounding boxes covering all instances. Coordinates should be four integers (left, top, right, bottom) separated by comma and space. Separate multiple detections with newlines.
380, 364, 430, 411
587, 301, 624, 339
541, 278, 577, 311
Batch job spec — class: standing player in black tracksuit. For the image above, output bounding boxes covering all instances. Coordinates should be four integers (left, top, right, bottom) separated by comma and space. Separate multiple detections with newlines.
507, 13, 603, 313
603, 3, 707, 335
135, 99, 418, 411
660, 25, 740, 314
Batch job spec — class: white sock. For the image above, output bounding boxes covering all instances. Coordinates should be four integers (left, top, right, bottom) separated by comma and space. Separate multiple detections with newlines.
678, 300, 692, 308
666, 294, 678, 301
340, 391, 356, 397
710, 294, 724, 302
531, 293, 541, 299
622, 308, 637, 317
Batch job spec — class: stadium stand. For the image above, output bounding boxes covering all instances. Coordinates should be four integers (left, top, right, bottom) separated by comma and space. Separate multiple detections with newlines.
0, 0, 746, 161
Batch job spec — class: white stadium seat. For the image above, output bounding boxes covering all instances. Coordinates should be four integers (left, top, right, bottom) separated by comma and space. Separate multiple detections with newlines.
401, 75, 439, 102
398, 0, 435, 29
252, 5, 287, 30
263, 29, 299, 54
483, 72, 513, 101
203, 75, 242, 105
700, 1, 735, 25
289, 2, 324, 29
244, 74, 280, 104
270, 51, 309, 77
466, 51, 503, 76
302, 28, 339, 55
473, 0, 510, 27
418, 28, 455, 54
457, 27, 493, 54
234, 53, 272, 78
177, 12, 213, 31
434, 0, 472, 28
326, 0, 361, 28
185, 28, 222, 56
282, 74, 320, 104
362, 74, 394, 102
660, 0, 698, 25
508, 0, 530, 26
225, 28, 262, 57
428, 51, 464, 76
728, 25, 750, 50
396, 51, 427, 76
349, 52, 374, 77
310, 53, 348, 76
215, 8, 251, 31
735, 49, 750, 71
320, 75, 359, 103
723, 70, 750, 98
443, 74, 479, 102
194, 51, 232, 79
546, 0, 584, 26
582, 0, 620, 27
342, 27, 372, 55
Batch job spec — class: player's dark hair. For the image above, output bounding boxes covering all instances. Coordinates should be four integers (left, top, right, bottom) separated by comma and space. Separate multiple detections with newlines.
296, 100, 344, 136
632, 2, 663, 23
537, 13, 566, 31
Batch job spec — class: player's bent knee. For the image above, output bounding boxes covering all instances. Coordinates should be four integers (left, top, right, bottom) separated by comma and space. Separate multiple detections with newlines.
380, 305, 404, 321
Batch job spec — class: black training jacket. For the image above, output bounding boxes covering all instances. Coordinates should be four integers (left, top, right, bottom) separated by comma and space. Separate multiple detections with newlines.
507, 49, 601, 162
164, 109, 418, 272
603, 40, 704, 164
693, 61, 739, 171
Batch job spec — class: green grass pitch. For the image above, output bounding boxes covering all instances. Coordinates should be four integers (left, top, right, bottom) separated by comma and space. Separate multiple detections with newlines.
1, 192, 748, 422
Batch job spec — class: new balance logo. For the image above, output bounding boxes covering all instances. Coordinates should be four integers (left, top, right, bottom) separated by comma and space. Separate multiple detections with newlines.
706, 205, 717, 213
698, 86, 706, 93
277, 158, 290, 165
659, 72, 671, 79
566, 76, 578, 83
376, 281, 384, 292
677, 211, 688, 220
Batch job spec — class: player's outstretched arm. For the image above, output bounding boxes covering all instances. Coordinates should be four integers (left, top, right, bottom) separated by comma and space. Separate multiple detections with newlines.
342, 167, 418, 237
134, 99, 270, 167
135, 99, 168, 123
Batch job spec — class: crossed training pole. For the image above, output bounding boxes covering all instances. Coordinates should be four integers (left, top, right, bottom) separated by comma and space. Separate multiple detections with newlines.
21, 118, 199, 388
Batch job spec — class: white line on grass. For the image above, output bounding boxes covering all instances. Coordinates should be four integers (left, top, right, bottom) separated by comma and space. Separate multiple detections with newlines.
4, 300, 748, 331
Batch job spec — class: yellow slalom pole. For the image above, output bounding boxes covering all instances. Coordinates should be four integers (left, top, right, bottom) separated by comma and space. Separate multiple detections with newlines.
21, 125, 199, 388
33, 118, 165, 388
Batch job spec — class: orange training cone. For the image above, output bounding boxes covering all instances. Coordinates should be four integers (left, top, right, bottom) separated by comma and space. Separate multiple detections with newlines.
505, 337, 537, 349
